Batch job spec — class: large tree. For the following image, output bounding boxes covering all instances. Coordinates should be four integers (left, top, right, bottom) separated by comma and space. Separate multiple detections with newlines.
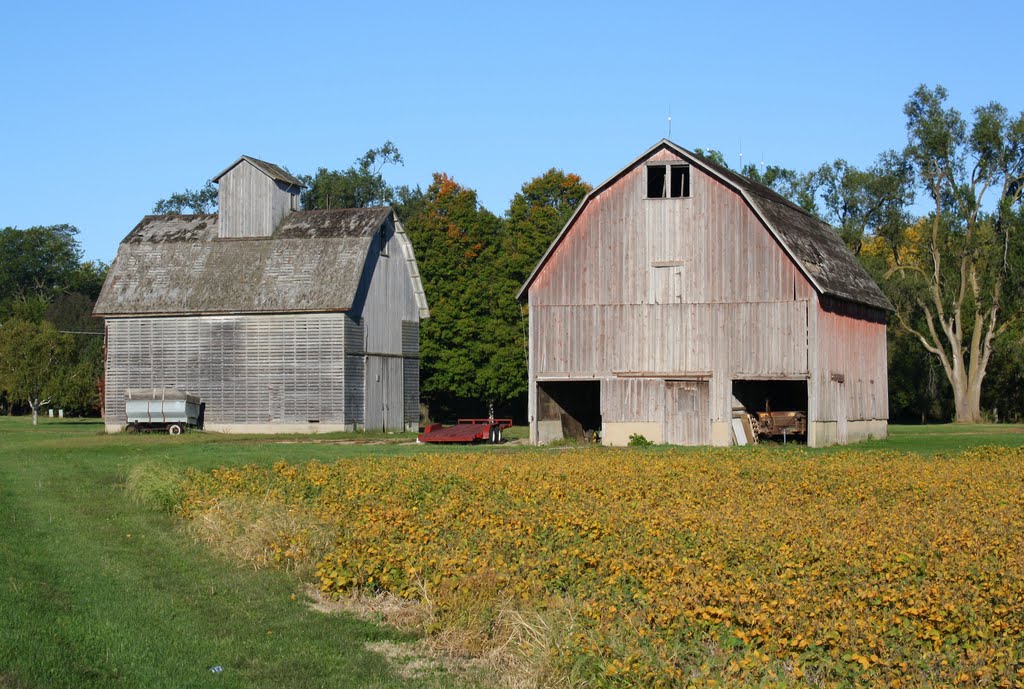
0, 224, 83, 310
0, 319, 74, 424
301, 142, 404, 210
882, 85, 1024, 423
814, 152, 914, 254
153, 181, 218, 214
403, 173, 504, 415
502, 168, 591, 286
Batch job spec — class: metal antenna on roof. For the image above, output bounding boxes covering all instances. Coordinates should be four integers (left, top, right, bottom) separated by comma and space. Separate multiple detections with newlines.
739, 139, 744, 170
667, 106, 672, 139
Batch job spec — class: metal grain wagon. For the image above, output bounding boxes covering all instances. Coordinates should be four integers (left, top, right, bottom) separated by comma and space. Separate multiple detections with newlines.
125, 388, 201, 435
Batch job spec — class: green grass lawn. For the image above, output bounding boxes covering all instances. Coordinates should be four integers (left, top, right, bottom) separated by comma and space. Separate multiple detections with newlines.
2, 417, 1023, 688
0, 418, 471, 689
859, 422, 1024, 453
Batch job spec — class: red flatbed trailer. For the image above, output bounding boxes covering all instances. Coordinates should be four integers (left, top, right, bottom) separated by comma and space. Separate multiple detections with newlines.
418, 418, 513, 444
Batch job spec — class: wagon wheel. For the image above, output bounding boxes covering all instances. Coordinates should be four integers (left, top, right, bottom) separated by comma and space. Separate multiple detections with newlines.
167, 424, 183, 436
125, 423, 138, 434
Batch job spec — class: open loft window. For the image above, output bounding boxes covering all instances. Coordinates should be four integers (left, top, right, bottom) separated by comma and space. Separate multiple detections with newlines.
379, 226, 389, 256
646, 163, 691, 199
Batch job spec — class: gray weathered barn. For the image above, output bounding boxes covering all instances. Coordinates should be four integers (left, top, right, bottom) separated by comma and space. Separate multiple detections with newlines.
519, 140, 891, 447
94, 155, 429, 433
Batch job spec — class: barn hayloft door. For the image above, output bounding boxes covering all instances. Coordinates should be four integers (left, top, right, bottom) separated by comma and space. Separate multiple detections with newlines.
663, 381, 710, 445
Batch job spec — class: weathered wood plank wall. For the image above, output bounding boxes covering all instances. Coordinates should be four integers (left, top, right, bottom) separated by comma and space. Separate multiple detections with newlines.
812, 297, 888, 422
217, 160, 295, 238
104, 313, 357, 426
357, 217, 423, 431
529, 150, 814, 429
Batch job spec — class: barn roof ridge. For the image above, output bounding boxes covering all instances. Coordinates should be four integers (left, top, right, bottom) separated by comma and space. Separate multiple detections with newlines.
95, 205, 429, 318
212, 155, 305, 188
517, 140, 893, 312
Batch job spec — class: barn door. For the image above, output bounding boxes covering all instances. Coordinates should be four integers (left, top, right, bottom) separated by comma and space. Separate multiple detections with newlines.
384, 358, 404, 432
365, 356, 385, 432
365, 356, 404, 432
836, 379, 848, 444
663, 381, 710, 445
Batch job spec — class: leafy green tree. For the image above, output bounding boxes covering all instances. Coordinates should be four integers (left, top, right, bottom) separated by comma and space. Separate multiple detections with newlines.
693, 148, 729, 168
0, 225, 107, 416
742, 164, 819, 214
403, 173, 503, 415
692, 148, 818, 213
983, 324, 1024, 422
881, 85, 1024, 423
0, 319, 74, 425
153, 181, 218, 214
301, 142, 404, 210
814, 153, 914, 254
502, 168, 591, 286
0, 225, 83, 312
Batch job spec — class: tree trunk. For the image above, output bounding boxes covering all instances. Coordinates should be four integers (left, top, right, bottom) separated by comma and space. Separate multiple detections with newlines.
31, 406, 38, 426
951, 370, 983, 423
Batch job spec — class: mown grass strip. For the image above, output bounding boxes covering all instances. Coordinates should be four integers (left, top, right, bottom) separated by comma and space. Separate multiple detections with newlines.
0, 418, 461, 689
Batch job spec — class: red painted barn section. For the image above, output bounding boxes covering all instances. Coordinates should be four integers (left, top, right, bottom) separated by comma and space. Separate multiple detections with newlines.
520, 140, 891, 447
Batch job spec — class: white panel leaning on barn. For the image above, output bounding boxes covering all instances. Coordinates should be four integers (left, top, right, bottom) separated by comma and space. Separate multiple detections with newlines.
519, 140, 891, 448
94, 155, 429, 434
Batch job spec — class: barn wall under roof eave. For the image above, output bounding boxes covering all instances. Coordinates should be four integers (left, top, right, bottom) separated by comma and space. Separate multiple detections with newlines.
808, 297, 889, 445
355, 216, 424, 432
103, 313, 352, 431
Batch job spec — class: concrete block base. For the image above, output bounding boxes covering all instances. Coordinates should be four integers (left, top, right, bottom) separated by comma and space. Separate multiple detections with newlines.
807, 420, 888, 447
106, 422, 358, 434
602, 422, 662, 447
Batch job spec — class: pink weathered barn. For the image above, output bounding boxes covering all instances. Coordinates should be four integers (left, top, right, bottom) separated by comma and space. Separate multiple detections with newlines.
518, 140, 891, 447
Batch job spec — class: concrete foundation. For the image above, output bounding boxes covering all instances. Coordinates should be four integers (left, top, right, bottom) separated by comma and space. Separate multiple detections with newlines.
537, 420, 563, 444
602, 422, 663, 447
807, 419, 888, 447
711, 421, 732, 447
106, 422, 359, 434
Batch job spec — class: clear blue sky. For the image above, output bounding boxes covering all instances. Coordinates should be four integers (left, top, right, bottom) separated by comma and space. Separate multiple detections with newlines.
1, 0, 1020, 262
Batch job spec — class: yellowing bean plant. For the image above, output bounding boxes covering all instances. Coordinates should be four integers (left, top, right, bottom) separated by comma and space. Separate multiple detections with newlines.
179, 447, 1024, 688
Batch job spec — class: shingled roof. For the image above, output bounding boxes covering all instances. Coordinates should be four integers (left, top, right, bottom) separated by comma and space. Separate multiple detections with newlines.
212, 155, 305, 188
519, 140, 893, 312
94, 207, 429, 317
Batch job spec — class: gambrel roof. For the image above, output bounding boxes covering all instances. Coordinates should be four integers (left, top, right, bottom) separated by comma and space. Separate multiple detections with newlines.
519, 140, 893, 312
94, 207, 429, 318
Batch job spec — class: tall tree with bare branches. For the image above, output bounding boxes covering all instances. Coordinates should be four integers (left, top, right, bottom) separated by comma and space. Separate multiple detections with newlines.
884, 85, 1024, 422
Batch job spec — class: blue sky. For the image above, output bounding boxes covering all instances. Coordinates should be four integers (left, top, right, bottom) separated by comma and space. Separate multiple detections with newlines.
1, 0, 1020, 262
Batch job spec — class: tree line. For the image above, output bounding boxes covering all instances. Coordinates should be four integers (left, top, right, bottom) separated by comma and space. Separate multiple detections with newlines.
700, 85, 1022, 423
0, 225, 108, 422
1, 84, 1020, 425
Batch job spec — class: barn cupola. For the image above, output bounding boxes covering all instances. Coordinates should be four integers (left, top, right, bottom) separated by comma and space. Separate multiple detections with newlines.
212, 156, 305, 238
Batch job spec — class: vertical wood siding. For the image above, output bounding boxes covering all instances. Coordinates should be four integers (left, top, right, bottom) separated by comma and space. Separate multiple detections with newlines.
601, 378, 665, 422
531, 150, 815, 309
217, 161, 295, 238
353, 217, 423, 431
402, 321, 420, 427
527, 147, 885, 442
360, 218, 422, 356
812, 297, 888, 422
663, 381, 710, 444
343, 316, 365, 426
104, 313, 350, 425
